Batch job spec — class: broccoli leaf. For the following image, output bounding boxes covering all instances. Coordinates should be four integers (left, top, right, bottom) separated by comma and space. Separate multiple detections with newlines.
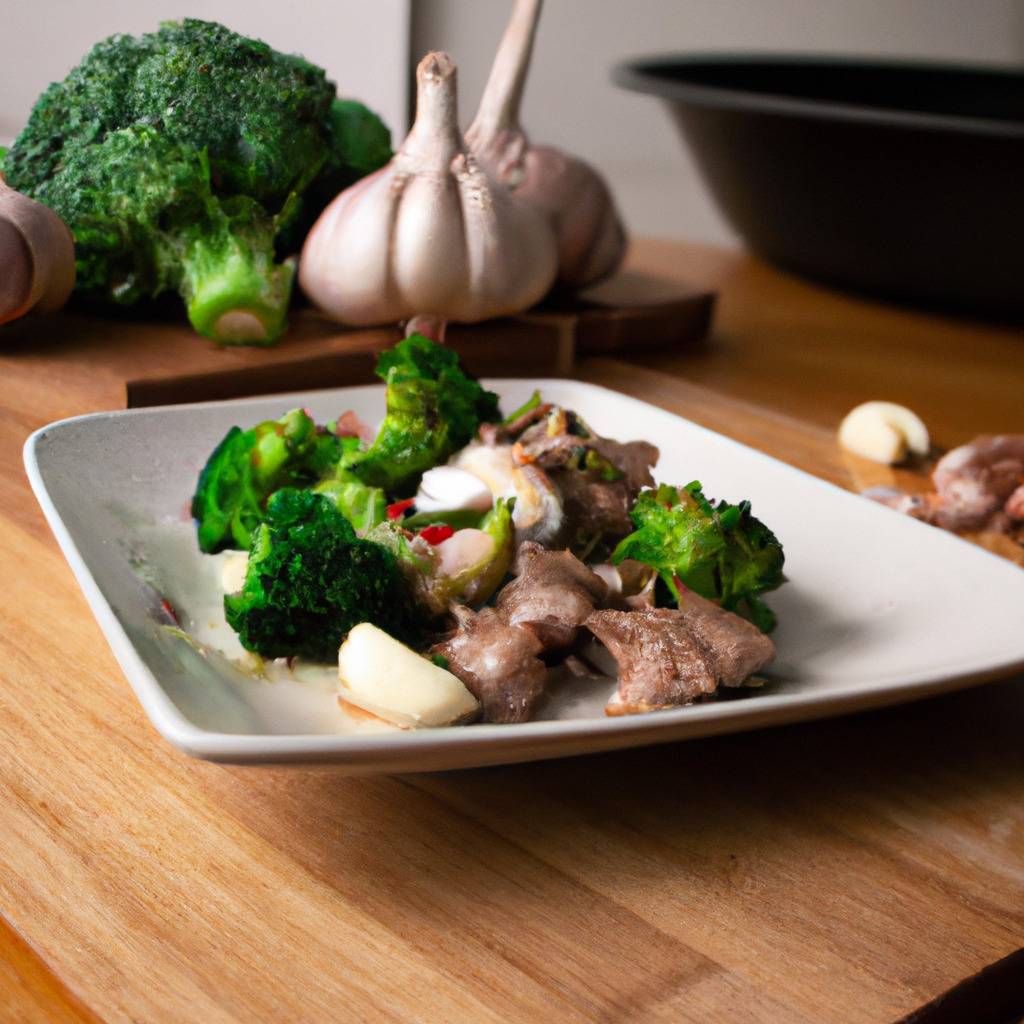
612, 481, 785, 631
348, 334, 501, 493
225, 489, 417, 662
191, 408, 343, 553
313, 471, 387, 534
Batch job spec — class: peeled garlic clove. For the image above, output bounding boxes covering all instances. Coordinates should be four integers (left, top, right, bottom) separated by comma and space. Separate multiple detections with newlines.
466, 0, 626, 288
0, 179, 75, 325
416, 466, 494, 514
299, 52, 557, 326
838, 401, 930, 464
338, 622, 479, 728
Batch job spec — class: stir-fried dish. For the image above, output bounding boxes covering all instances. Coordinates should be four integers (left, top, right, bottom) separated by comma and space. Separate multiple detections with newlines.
190, 336, 786, 727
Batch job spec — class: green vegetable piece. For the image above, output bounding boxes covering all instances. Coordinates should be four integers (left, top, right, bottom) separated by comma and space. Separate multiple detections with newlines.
501, 389, 542, 427
429, 498, 516, 610
612, 481, 785, 631
2, 19, 391, 343
462, 497, 516, 605
225, 489, 417, 662
325, 99, 393, 184
191, 408, 343, 553
401, 508, 486, 532
349, 334, 501, 493
313, 472, 387, 534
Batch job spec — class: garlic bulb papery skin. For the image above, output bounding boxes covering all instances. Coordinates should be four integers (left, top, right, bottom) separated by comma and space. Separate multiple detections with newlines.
299, 52, 557, 326
465, 0, 627, 289
0, 179, 75, 326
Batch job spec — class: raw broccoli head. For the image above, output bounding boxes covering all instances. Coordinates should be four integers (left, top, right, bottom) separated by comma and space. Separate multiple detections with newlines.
2, 19, 391, 343
612, 482, 785, 631
347, 334, 501, 494
224, 489, 417, 661
192, 408, 345, 554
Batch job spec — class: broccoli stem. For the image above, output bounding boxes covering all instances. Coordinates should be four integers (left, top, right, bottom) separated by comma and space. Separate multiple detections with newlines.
180, 218, 294, 345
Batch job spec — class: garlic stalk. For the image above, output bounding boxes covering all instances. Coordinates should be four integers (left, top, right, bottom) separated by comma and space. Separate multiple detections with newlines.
466, 0, 626, 289
299, 51, 557, 326
0, 179, 75, 326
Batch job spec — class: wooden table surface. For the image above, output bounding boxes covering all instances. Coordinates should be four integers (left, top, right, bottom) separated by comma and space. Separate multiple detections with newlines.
1, 239, 1022, 1024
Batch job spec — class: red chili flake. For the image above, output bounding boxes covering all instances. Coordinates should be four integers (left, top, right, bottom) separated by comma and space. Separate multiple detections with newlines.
386, 498, 415, 520
418, 524, 455, 545
160, 598, 181, 626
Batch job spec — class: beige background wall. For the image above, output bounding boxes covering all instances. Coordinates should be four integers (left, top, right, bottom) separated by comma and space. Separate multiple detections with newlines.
2, 2, 1020, 246
0, 1, 410, 153
412, 1, 1024, 244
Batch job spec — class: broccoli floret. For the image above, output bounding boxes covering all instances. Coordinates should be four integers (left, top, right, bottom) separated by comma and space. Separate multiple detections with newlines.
191, 409, 344, 553
348, 334, 501, 493
225, 489, 416, 661
2, 19, 390, 344
612, 482, 785, 631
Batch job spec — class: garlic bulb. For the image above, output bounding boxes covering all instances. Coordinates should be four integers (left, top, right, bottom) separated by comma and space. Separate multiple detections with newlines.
466, 0, 626, 289
0, 179, 75, 326
299, 51, 557, 326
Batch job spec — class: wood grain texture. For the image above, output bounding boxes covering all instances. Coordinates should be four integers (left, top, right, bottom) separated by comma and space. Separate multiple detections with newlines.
0, 275, 713, 410
0, 917, 101, 1024
0, 240, 1022, 1023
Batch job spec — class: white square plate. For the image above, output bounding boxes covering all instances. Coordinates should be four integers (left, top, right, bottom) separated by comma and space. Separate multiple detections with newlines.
25, 380, 1024, 772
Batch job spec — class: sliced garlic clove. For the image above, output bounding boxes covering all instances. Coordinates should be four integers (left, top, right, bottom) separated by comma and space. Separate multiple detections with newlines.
338, 622, 479, 728
415, 466, 494, 514
838, 401, 930, 464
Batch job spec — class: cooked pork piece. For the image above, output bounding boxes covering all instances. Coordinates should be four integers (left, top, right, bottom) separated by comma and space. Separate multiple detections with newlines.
432, 606, 548, 724
504, 406, 660, 551
497, 541, 608, 649
513, 411, 659, 490
552, 467, 636, 547
586, 603, 775, 715
590, 437, 660, 494
674, 588, 777, 687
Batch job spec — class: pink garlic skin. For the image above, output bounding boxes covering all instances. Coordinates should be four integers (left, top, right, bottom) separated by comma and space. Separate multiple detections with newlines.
469, 126, 627, 289
514, 145, 626, 290
465, 0, 626, 290
0, 179, 75, 326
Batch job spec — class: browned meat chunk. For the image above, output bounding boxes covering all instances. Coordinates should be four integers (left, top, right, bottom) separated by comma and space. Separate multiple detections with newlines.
552, 467, 635, 547
432, 606, 548, 724
674, 588, 777, 688
508, 406, 659, 551
497, 541, 608, 649
586, 603, 775, 715
590, 437, 660, 494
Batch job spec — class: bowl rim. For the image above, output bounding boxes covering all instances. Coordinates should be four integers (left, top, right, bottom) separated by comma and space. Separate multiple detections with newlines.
612, 53, 1024, 138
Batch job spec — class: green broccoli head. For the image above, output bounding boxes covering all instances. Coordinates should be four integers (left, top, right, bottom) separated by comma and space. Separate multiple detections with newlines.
225, 489, 417, 661
192, 408, 344, 553
348, 334, 501, 494
2, 19, 391, 343
612, 481, 785, 631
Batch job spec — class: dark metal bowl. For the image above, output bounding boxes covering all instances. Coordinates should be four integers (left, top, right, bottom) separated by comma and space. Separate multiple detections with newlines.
614, 55, 1024, 317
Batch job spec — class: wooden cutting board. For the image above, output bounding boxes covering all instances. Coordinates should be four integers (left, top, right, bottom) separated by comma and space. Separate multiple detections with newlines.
0, 271, 714, 409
